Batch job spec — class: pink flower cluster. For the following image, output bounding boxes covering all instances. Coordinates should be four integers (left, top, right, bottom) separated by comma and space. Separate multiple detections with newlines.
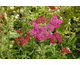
61, 47, 70, 55
49, 6, 55, 10
47, 24, 54, 32
0, 12, 5, 18
49, 32, 62, 44
30, 23, 48, 41
14, 15, 63, 45
14, 30, 30, 45
16, 29, 22, 34
30, 16, 46, 24
0, 29, 2, 33
49, 15, 63, 28
0, 15, 2, 18
30, 15, 63, 43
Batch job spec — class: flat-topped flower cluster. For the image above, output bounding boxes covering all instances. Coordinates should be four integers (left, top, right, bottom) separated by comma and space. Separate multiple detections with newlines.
14, 15, 63, 44
30, 15, 63, 44
13, 15, 70, 55
14, 30, 30, 45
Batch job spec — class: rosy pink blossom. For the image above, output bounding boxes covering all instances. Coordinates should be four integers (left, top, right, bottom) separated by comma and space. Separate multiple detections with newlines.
36, 16, 46, 24
30, 15, 63, 42
30, 16, 46, 24
49, 6, 55, 10
14, 33, 30, 45
54, 24, 60, 28
61, 47, 70, 55
0, 15, 2, 18
50, 39, 56, 44
16, 29, 22, 34
25, 34, 30, 41
30, 19, 36, 24
53, 32, 62, 42
18, 36, 27, 45
47, 24, 54, 32
14, 38, 19, 43
1, 12, 5, 16
25, 31, 29, 35
58, 19, 63, 24
51, 15, 57, 19
0, 30, 2, 33
48, 33, 52, 38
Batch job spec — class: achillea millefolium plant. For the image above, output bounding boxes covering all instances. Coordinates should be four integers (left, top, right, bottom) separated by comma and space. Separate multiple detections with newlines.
0, 6, 80, 59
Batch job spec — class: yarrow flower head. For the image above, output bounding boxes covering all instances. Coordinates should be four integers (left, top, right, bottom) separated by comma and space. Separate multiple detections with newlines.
48, 33, 52, 38
14, 31, 30, 45
50, 39, 56, 44
30, 16, 46, 24
49, 15, 63, 28
34, 34, 45, 41
47, 24, 54, 32
30, 23, 49, 41
58, 19, 63, 24
16, 29, 22, 34
53, 24, 60, 28
1, 12, 5, 16
14, 38, 19, 43
49, 6, 55, 10
18, 36, 27, 45
30, 15, 63, 43
53, 32, 62, 42
0, 15, 2, 18
25, 33, 30, 41
0, 29, 1, 32
30, 19, 36, 24
61, 47, 70, 55
51, 15, 57, 19
25, 31, 29, 35
36, 16, 46, 23
49, 32, 62, 44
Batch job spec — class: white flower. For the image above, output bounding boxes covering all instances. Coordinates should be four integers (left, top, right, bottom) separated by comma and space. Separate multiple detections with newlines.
13, 11, 16, 13
15, 14, 19, 19
49, 8, 51, 11
67, 47, 70, 51
20, 8, 24, 12
57, 9, 60, 12
11, 22, 13, 24
11, 15, 14, 18
60, 16, 62, 19
10, 44, 13, 48
10, 6, 14, 9
17, 14, 19, 17
11, 55, 13, 57
15, 16, 18, 19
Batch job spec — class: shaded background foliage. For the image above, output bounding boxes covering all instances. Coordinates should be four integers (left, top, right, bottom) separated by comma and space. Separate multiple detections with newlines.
0, 6, 80, 59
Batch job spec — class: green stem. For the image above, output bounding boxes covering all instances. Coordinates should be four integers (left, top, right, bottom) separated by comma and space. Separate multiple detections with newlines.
24, 45, 26, 59
1, 52, 4, 59
32, 36, 41, 59
7, 19, 10, 59
42, 41, 45, 59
